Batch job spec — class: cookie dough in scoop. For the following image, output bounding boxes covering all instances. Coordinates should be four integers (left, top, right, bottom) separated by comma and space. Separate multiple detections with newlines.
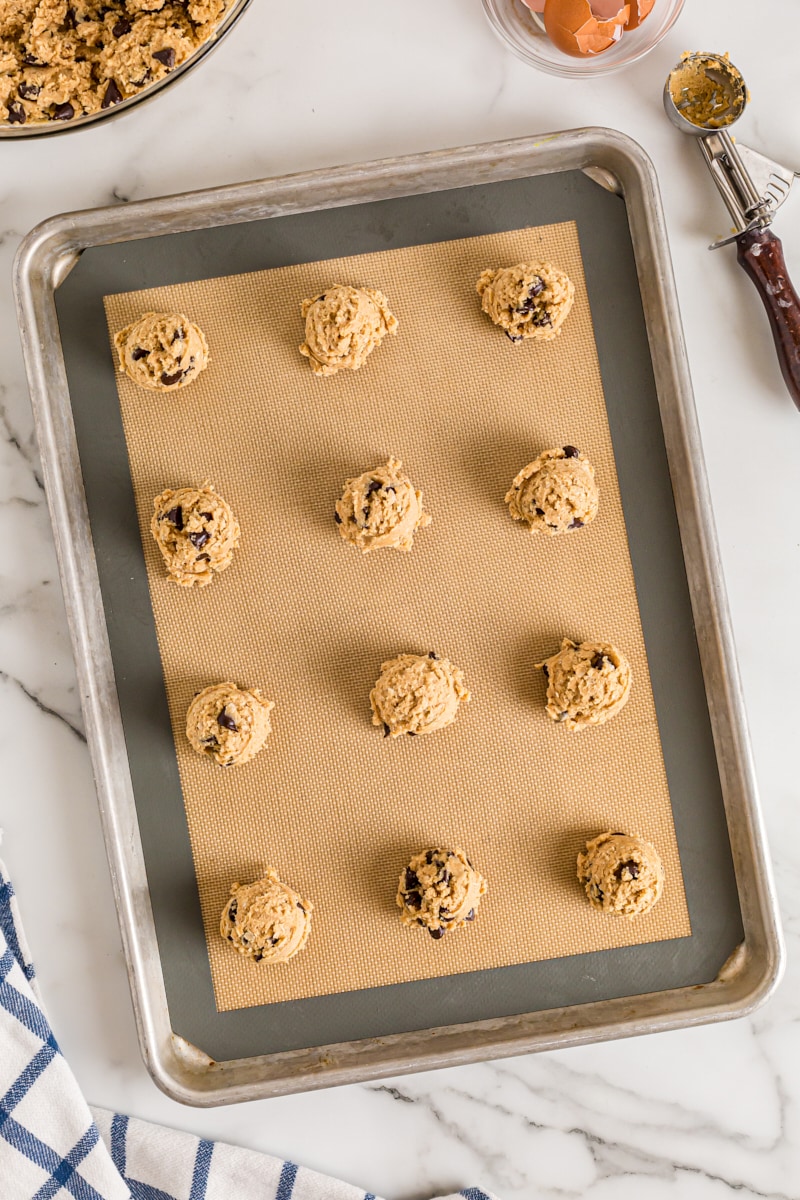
397, 847, 487, 939
220, 869, 312, 962
506, 446, 599, 535
577, 832, 664, 917
370, 652, 470, 738
186, 682, 274, 766
150, 482, 239, 588
114, 311, 209, 390
299, 284, 398, 376
335, 457, 431, 552
537, 638, 631, 730
476, 262, 575, 343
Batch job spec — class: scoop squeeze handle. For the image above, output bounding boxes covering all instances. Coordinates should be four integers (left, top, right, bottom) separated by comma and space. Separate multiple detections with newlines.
737, 227, 800, 411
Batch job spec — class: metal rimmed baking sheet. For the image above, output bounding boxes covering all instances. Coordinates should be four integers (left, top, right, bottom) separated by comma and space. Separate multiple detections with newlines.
14, 130, 783, 1104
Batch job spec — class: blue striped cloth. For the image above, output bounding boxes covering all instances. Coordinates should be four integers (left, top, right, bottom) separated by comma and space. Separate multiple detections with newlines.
0, 853, 499, 1200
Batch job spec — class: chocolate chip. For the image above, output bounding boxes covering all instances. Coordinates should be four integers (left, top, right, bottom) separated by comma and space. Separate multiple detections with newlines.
542, 664, 549, 677
407, 731, 416, 737
172, 327, 184, 343
201, 735, 218, 748
428, 651, 438, 660
270, 935, 280, 945
297, 903, 305, 913
439, 869, 450, 885
505, 332, 523, 343
593, 887, 605, 902
18, 82, 40, 100
615, 859, 639, 881
112, 16, 131, 36
253, 951, 264, 962
64, 7, 77, 28
563, 445, 580, 458
197, 553, 211, 562
591, 653, 606, 669
361, 507, 370, 523
163, 505, 183, 530
532, 313, 552, 328
101, 79, 122, 108
404, 869, 419, 891
404, 891, 421, 910
228, 900, 237, 921
152, 47, 176, 68
189, 530, 210, 549
426, 850, 435, 864
7, 101, 25, 125
529, 277, 545, 297
160, 370, 183, 386
200, 512, 213, 521
130, 71, 151, 87
365, 479, 382, 496
334, 511, 342, 524
466, 909, 476, 922
557, 711, 568, 722
612, 832, 625, 837
428, 926, 446, 940
535, 507, 544, 516
569, 519, 584, 529
317, 294, 326, 302
22, 54, 44, 66
416, 917, 425, 926
383, 723, 390, 738
217, 708, 237, 732
131, 346, 148, 360
52, 102, 74, 121
385, 485, 395, 495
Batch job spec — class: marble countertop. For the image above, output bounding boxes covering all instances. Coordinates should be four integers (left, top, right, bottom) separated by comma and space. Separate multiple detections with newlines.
3, 1, 800, 1196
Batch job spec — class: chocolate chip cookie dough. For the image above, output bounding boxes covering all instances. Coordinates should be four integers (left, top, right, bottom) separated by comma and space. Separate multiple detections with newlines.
299, 284, 398, 376
220, 869, 312, 962
115, 312, 209, 391
151, 482, 239, 588
476, 262, 575, 343
577, 832, 664, 917
397, 848, 487, 939
370, 652, 470, 738
538, 638, 631, 730
505, 446, 599, 535
1, 0, 232, 127
186, 682, 274, 767
335, 457, 431, 553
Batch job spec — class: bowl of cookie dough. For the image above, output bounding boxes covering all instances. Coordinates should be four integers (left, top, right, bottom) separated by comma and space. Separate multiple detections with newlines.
0, 0, 252, 136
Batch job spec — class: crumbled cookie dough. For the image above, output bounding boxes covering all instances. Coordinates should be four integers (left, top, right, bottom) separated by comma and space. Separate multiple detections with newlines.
397, 847, 487, 939
370, 652, 470, 738
0, 0, 232, 127
476, 262, 575, 343
537, 638, 631, 730
505, 445, 599, 535
114, 311, 209, 391
150, 482, 239, 588
577, 831, 664, 917
186, 681, 274, 766
299, 284, 398, 376
220, 868, 312, 962
668, 51, 745, 130
335, 457, 431, 553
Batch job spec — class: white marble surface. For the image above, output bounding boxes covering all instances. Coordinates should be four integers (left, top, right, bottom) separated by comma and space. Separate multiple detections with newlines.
2, 1, 800, 1196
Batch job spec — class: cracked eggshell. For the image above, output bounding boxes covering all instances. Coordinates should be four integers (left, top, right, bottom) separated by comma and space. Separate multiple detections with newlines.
521, 0, 547, 10
543, 0, 629, 57
624, 0, 655, 28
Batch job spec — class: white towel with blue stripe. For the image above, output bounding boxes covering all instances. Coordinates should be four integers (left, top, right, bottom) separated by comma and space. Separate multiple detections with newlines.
0, 853, 499, 1200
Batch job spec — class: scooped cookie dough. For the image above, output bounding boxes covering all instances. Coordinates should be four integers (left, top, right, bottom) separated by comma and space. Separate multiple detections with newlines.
220, 868, 312, 962
505, 446, 599, 535
577, 832, 664, 917
114, 312, 209, 391
537, 638, 631, 730
397, 847, 487, 939
299, 284, 398, 376
476, 262, 575, 343
150, 482, 239, 588
370, 652, 470, 738
335, 457, 431, 553
186, 682, 274, 767
1, 0, 232, 127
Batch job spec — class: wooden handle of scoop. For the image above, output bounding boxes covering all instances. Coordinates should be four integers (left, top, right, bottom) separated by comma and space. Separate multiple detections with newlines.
737, 226, 800, 411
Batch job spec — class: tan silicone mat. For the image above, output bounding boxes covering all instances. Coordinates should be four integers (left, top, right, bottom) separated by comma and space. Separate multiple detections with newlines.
104, 219, 691, 1014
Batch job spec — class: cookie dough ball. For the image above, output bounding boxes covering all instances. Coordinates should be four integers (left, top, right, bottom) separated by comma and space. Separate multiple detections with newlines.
397, 848, 487, 939
577, 832, 664, 917
476, 262, 575, 343
151, 482, 240, 588
186, 682, 274, 766
299, 284, 398, 376
537, 639, 631, 730
505, 446, 599, 535
114, 312, 209, 390
371, 652, 470, 738
220, 869, 312, 962
335, 457, 431, 553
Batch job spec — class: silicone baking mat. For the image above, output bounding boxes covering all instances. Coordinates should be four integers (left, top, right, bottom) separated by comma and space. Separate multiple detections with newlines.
103, 218, 690, 1014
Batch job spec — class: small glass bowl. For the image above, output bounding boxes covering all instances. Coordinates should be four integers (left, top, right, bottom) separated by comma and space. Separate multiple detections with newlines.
0, 0, 252, 138
482, 0, 685, 78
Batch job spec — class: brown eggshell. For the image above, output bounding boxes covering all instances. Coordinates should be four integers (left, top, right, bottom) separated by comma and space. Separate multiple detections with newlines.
625, 0, 655, 29
521, 0, 547, 10
543, 0, 627, 56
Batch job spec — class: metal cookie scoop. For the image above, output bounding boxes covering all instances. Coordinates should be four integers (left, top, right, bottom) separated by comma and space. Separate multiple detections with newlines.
664, 52, 800, 410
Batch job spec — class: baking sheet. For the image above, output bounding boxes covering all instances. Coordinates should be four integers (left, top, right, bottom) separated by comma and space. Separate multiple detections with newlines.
53, 169, 742, 1060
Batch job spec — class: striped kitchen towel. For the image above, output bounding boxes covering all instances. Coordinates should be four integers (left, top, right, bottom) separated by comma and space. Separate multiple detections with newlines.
0, 853, 499, 1200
